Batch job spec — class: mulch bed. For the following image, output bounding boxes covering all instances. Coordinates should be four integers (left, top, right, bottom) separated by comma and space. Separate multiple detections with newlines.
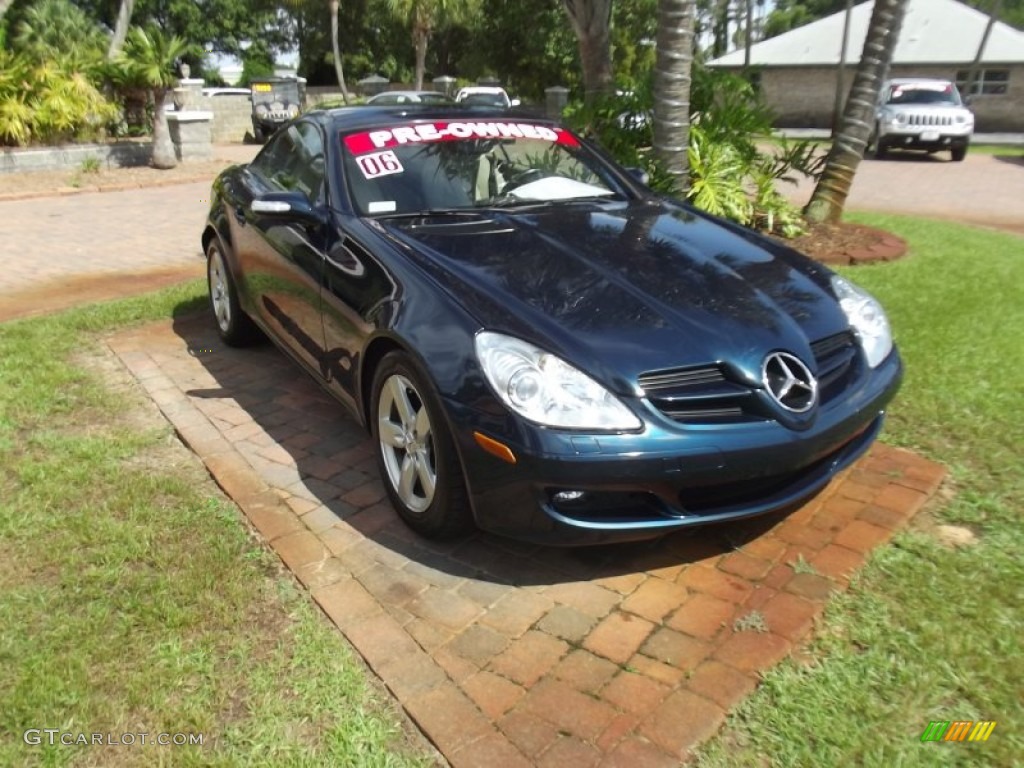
782, 221, 908, 265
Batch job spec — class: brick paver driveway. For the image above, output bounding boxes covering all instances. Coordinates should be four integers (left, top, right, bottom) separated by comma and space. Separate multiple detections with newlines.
108, 315, 945, 765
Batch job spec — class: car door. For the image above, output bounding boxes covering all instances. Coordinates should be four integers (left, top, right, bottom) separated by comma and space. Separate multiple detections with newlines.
320, 161, 398, 410
235, 122, 329, 375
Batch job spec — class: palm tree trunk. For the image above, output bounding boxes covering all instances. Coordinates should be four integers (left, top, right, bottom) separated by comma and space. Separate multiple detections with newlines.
653, 0, 695, 192
413, 27, 428, 91
804, 0, 908, 223
151, 90, 177, 169
106, 0, 135, 59
329, 0, 350, 104
562, 0, 614, 102
963, 0, 1002, 99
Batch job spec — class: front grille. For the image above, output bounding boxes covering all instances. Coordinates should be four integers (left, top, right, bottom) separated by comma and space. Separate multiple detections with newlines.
639, 332, 861, 424
907, 113, 953, 126
637, 366, 725, 392
638, 364, 755, 424
811, 331, 859, 402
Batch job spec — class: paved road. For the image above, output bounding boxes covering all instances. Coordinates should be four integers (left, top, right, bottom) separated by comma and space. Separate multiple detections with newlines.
783, 152, 1024, 234
0, 144, 1020, 321
0, 145, 259, 320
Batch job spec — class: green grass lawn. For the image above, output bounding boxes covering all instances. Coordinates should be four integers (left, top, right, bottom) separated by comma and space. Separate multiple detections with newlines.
968, 143, 1024, 157
697, 215, 1024, 766
0, 289, 436, 767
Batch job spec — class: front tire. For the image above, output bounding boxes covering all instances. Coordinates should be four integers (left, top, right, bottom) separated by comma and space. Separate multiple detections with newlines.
207, 239, 258, 346
951, 144, 968, 162
873, 131, 889, 160
371, 351, 472, 539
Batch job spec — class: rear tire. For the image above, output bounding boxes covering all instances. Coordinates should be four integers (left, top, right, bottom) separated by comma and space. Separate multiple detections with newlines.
371, 351, 473, 539
207, 239, 258, 346
951, 145, 967, 162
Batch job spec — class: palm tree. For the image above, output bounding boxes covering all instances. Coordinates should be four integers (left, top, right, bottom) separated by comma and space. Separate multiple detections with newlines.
14, 0, 108, 66
107, 0, 135, 59
119, 27, 191, 169
1, 0, 15, 23
653, 0, 696, 191
562, 0, 613, 101
329, 0, 350, 103
804, 0, 908, 223
386, 0, 477, 91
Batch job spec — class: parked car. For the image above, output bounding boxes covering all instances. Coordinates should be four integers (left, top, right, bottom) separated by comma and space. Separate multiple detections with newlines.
366, 90, 453, 106
455, 86, 519, 108
202, 106, 902, 545
872, 78, 974, 161
249, 77, 305, 142
202, 87, 252, 98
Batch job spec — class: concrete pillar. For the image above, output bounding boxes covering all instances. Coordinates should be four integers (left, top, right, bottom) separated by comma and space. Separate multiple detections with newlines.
173, 78, 205, 111
166, 111, 213, 162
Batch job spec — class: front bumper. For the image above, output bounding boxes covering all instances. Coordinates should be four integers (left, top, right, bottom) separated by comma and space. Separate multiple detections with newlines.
878, 125, 972, 151
448, 350, 902, 545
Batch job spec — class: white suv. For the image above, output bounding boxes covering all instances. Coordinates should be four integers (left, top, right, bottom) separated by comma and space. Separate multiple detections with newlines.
455, 86, 520, 108
872, 78, 974, 162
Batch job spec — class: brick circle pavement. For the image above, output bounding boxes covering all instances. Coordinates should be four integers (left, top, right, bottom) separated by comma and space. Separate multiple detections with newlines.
107, 315, 946, 765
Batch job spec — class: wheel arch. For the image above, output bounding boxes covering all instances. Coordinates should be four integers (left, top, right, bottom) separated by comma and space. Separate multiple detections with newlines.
358, 334, 408, 430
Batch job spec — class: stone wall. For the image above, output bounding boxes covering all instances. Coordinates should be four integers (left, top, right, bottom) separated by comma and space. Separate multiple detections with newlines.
203, 96, 254, 143
0, 141, 151, 174
746, 64, 1024, 132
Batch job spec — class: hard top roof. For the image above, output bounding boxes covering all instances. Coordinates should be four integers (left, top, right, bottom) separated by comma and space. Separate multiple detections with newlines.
306, 105, 559, 134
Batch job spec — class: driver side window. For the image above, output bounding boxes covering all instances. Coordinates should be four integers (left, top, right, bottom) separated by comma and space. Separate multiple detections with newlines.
250, 122, 326, 204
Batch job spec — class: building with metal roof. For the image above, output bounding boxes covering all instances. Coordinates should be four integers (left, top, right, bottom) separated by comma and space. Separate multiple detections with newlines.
708, 0, 1024, 131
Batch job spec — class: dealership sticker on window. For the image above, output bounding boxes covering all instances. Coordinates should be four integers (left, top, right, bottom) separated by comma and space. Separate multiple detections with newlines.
356, 150, 404, 179
344, 121, 579, 155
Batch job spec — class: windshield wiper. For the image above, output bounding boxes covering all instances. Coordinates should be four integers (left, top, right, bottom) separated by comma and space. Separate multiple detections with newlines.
476, 194, 622, 210
373, 208, 481, 220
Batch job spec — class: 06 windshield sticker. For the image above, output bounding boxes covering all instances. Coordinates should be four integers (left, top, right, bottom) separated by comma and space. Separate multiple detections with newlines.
344, 121, 579, 155
355, 150, 404, 180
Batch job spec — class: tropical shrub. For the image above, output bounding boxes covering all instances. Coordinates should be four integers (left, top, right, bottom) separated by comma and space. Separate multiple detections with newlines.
0, 49, 119, 146
0, 0, 118, 147
564, 64, 824, 237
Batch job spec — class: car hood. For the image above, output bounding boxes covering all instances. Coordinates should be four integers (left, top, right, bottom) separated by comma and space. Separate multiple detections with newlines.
377, 200, 850, 393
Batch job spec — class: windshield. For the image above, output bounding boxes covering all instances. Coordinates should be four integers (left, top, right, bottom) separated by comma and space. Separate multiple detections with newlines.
251, 81, 300, 105
341, 120, 624, 216
885, 83, 962, 106
460, 93, 509, 108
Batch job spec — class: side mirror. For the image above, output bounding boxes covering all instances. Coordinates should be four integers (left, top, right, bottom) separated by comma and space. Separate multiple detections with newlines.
251, 191, 324, 224
510, 98, 521, 107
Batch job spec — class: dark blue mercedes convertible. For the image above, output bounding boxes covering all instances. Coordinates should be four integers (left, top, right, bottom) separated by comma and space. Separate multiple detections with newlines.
202, 106, 901, 545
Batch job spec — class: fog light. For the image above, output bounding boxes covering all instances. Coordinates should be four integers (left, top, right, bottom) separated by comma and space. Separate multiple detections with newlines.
553, 490, 586, 503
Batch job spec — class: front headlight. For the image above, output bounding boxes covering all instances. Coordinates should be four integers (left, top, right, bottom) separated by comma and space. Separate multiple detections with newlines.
475, 331, 642, 430
831, 275, 893, 368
